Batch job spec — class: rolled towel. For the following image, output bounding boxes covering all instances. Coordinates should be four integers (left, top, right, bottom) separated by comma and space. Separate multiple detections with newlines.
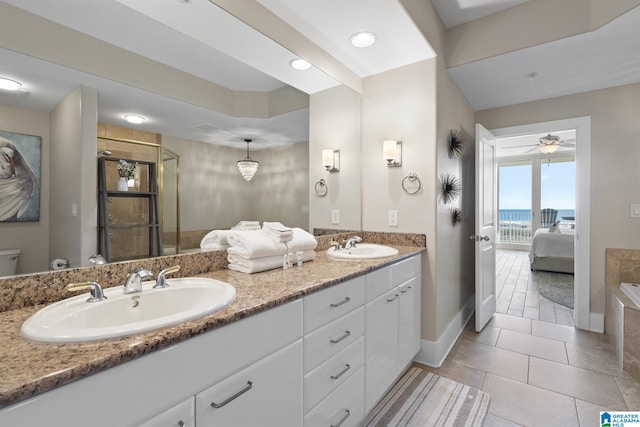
227, 228, 317, 259
200, 230, 233, 250
263, 221, 293, 243
228, 250, 316, 274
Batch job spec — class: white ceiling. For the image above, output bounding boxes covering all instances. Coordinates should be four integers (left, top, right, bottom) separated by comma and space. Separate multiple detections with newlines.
3, 0, 638, 146
256, 0, 436, 77
431, 0, 529, 29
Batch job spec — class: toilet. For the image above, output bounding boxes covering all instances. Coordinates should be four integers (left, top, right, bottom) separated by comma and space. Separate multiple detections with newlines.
0, 248, 20, 276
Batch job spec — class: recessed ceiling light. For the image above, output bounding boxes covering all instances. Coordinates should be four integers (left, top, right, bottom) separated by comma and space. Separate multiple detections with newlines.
350, 32, 376, 48
0, 77, 22, 91
124, 114, 145, 124
289, 58, 311, 70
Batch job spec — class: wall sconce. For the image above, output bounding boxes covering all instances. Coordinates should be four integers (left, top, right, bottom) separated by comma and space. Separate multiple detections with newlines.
383, 140, 402, 167
322, 149, 340, 172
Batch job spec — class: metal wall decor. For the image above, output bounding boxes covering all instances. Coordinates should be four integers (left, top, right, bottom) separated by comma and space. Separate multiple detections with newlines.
447, 129, 464, 159
439, 173, 461, 204
451, 208, 463, 226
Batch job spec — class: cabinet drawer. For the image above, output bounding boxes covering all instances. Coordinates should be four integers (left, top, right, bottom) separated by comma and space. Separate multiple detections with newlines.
138, 397, 194, 427
304, 366, 365, 427
390, 254, 421, 287
304, 306, 364, 372
304, 276, 364, 334
304, 337, 364, 413
195, 340, 302, 427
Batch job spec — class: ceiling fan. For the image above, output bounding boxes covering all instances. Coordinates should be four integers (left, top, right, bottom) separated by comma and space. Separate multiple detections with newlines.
503, 133, 576, 154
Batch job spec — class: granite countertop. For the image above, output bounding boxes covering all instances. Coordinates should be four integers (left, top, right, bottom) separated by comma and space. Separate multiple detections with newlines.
0, 246, 424, 409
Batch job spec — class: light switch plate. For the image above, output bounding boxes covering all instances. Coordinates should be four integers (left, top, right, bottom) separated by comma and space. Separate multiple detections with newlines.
631, 204, 640, 218
388, 210, 399, 227
331, 210, 340, 224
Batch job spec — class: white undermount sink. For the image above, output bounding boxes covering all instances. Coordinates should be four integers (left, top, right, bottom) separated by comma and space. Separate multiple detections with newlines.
21, 277, 236, 344
327, 243, 399, 260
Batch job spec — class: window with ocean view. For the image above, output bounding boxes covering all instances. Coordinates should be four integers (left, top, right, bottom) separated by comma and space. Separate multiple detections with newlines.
499, 162, 532, 245
498, 157, 575, 246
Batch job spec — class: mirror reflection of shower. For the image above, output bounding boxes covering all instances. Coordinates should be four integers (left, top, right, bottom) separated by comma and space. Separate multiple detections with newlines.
161, 148, 180, 255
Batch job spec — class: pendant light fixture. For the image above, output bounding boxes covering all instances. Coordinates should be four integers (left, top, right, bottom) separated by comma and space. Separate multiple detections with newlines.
237, 139, 259, 181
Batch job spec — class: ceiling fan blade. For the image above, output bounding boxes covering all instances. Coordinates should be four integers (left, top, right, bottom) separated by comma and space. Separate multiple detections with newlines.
559, 142, 575, 147
502, 143, 539, 149
524, 146, 539, 153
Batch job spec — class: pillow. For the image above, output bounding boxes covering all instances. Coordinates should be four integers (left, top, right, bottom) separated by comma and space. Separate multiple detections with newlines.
548, 221, 561, 233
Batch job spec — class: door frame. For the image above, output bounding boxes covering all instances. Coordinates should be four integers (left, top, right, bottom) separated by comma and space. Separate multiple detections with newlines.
488, 116, 592, 331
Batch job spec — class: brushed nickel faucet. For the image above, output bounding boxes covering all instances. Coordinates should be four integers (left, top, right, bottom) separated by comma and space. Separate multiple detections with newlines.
124, 267, 153, 294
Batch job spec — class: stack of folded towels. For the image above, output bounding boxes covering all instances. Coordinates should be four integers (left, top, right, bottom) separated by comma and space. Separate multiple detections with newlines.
227, 222, 317, 273
200, 221, 261, 251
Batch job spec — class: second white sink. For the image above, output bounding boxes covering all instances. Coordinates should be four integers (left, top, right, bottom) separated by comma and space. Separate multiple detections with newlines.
21, 277, 236, 343
327, 243, 399, 260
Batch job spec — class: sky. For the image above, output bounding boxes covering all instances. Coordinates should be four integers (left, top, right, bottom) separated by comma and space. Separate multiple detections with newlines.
499, 160, 575, 210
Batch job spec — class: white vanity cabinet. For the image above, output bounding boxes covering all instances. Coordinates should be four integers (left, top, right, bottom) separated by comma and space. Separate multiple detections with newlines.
364, 254, 422, 413
138, 397, 194, 427
195, 340, 302, 427
302, 276, 365, 426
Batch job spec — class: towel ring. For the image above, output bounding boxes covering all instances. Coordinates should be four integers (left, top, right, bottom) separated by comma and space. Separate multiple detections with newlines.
315, 179, 328, 197
402, 173, 421, 195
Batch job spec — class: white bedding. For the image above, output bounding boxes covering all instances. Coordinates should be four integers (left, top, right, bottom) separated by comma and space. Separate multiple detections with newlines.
529, 228, 575, 262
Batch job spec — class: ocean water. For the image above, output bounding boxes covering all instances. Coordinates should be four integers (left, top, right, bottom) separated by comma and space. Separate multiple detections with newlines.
499, 209, 575, 222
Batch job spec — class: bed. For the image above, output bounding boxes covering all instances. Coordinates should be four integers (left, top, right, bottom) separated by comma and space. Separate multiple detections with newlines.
529, 228, 575, 273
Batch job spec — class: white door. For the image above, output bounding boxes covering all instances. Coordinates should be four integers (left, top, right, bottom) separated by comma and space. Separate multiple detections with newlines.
474, 124, 497, 332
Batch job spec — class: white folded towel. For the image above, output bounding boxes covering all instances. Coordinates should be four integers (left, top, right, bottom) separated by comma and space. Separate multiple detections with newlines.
228, 250, 316, 274
232, 221, 261, 231
227, 228, 317, 259
200, 230, 233, 250
262, 221, 293, 243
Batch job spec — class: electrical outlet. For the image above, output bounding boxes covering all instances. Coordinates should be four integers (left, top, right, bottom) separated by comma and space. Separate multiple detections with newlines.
631, 204, 640, 218
388, 210, 399, 227
331, 210, 340, 224
71, 203, 78, 218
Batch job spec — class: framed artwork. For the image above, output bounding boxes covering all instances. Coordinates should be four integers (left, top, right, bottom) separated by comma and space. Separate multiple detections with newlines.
0, 130, 41, 222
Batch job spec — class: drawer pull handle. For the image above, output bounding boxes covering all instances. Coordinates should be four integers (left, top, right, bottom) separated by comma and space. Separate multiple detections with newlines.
400, 286, 412, 294
210, 381, 253, 408
387, 294, 399, 302
330, 297, 351, 308
330, 364, 351, 380
331, 409, 351, 427
330, 330, 351, 344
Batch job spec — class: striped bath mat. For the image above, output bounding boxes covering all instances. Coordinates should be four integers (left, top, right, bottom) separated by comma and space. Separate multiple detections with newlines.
364, 367, 490, 427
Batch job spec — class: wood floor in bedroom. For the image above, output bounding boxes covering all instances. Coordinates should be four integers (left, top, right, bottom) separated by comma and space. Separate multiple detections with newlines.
496, 249, 574, 326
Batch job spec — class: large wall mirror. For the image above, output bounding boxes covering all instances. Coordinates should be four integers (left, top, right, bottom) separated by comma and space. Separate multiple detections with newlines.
0, 0, 362, 276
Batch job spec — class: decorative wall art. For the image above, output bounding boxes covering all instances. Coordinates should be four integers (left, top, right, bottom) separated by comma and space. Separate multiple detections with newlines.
439, 173, 461, 204
451, 208, 463, 227
0, 130, 41, 222
447, 129, 464, 159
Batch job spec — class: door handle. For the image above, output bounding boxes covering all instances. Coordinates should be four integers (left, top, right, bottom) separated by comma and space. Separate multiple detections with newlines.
469, 235, 490, 241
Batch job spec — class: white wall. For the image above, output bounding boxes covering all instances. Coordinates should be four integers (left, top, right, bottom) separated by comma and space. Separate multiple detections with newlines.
49, 86, 98, 269
309, 85, 362, 231
0, 104, 50, 274
164, 136, 309, 232
476, 82, 640, 315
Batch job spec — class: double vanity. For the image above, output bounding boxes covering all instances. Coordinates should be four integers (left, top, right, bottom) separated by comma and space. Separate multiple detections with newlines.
0, 236, 424, 426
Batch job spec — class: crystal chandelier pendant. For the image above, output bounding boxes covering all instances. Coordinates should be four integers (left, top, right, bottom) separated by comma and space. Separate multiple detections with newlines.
237, 139, 259, 181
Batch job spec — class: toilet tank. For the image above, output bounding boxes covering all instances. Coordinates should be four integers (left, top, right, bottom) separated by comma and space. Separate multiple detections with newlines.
0, 248, 20, 276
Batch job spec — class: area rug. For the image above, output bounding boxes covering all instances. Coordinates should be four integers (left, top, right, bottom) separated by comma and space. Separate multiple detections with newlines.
538, 282, 574, 309
363, 367, 490, 427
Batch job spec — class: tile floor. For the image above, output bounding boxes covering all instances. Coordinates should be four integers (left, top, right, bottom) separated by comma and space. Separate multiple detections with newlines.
496, 249, 575, 326
420, 314, 640, 426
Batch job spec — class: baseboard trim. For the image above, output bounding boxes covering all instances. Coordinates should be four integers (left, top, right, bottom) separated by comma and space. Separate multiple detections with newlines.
414, 295, 475, 368
590, 312, 604, 333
